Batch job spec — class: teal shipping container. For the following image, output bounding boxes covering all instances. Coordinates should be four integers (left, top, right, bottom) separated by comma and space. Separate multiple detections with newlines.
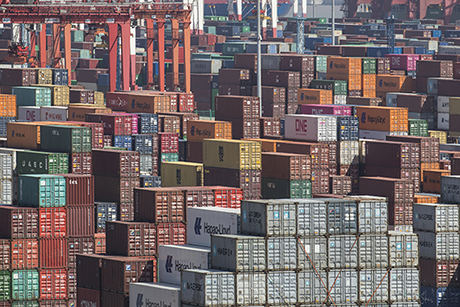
12, 301, 39, 307
12, 87, 52, 107
17, 151, 69, 175
0, 270, 10, 301
40, 125, 92, 153
19, 174, 66, 207
12, 270, 39, 300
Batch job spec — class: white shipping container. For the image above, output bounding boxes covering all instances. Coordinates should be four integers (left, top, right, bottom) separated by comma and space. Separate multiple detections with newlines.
385, 93, 399, 108
129, 283, 181, 307
327, 199, 357, 235
328, 235, 358, 269
328, 270, 358, 304
407, 39, 438, 52
0, 153, 13, 180
180, 269, 235, 306
297, 236, 327, 270
235, 273, 266, 305
417, 231, 459, 260
338, 141, 359, 165
40, 106, 67, 121
0, 179, 12, 205
437, 96, 450, 113
267, 271, 297, 304
210, 234, 266, 272
438, 46, 460, 55
359, 130, 408, 140
438, 112, 449, 130
441, 176, 460, 204
187, 207, 240, 247
334, 95, 347, 105
158, 245, 210, 285
297, 270, 327, 304
349, 195, 388, 234
296, 199, 327, 236
358, 235, 389, 269
267, 237, 296, 270
0, 150, 21, 202
18, 107, 40, 122
284, 114, 337, 142
241, 200, 296, 236
388, 231, 419, 268
190, 59, 222, 74
389, 268, 420, 302
413, 203, 459, 233
359, 269, 389, 303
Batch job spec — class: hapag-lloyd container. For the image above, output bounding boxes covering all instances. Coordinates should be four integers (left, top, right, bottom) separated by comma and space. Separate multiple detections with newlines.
19, 175, 66, 207
441, 176, 460, 204
388, 231, 419, 268
297, 236, 327, 270
284, 114, 337, 142
386, 54, 420, 71
129, 283, 181, 307
186, 207, 240, 247
297, 270, 327, 304
359, 269, 389, 303
210, 234, 266, 272
328, 269, 358, 304
299, 104, 352, 116
390, 268, 420, 302
413, 203, 459, 232
358, 235, 389, 269
328, 235, 359, 269
267, 271, 297, 304
241, 200, 296, 236
417, 231, 459, 260
134, 188, 185, 223
158, 245, 210, 285
12, 269, 39, 300
180, 269, 235, 306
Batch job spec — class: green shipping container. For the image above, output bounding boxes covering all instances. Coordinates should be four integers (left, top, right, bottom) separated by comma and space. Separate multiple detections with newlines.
309, 79, 348, 96
0, 270, 10, 301
18, 174, 66, 207
222, 42, 246, 56
17, 151, 68, 175
362, 58, 377, 74
409, 119, 428, 137
12, 302, 39, 307
262, 178, 312, 199
12, 87, 52, 107
40, 125, 92, 153
315, 56, 328, 73
71, 30, 84, 43
204, 26, 216, 34
12, 270, 39, 300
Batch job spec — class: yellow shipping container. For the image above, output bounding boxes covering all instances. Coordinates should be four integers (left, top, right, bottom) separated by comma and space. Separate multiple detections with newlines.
94, 91, 105, 107
449, 97, 460, 115
161, 162, 204, 187
35, 69, 53, 85
203, 139, 261, 170
297, 88, 333, 105
33, 85, 70, 106
356, 106, 408, 132
428, 130, 447, 144
327, 57, 362, 75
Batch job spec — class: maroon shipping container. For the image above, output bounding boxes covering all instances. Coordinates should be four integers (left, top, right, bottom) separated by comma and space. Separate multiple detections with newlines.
276, 141, 329, 169
395, 94, 435, 113
279, 54, 315, 72
39, 269, 67, 300
66, 205, 95, 237
39, 238, 68, 269
321, 141, 338, 170
103, 135, 112, 147
76, 69, 108, 83
101, 256, 157, 294
78, 287, 101, 307
260, 117, 281, 138
253, 86, 286, 104
218, 69, 251, 85
118, 202, 134, 221
39, 207, 66, 238
105, 92, 129, 111
0, 240, 9, 270
59, 174, 94, 206
71, 153, 92, 175
437, 78, 460, 96
158, 133, 179, 153
101, 291, 128, 307
417, 60, 453, 78
311, 168, 330, 195
452, 157, 460, 175
69, 89, 95, 104
286, 102, 298, 114
68, 268, 76, 300
0, 68, 34, 86
365, 140, 420, 168
339, 164, 360, 192
262, 102, 285, 118
261, 152, 311, 181
177, 93, 195, 112
364, 165, 421, 193
158, 115, 181, 134
182, 186, 243, 209
92, 150, 140, 177
204, 167, 261, 199
347, 97, 382, 106
187, 141, 202, 163
222, 118, 260, 140
77, 254, 114, 290
0, 206, 38, 239
386, 135, 439, 163
455, 62, 460, 79
215, 96, 260, 119
68, 237, 95, 268
39, 301, 67, 307
134, 188, 185, 223
329, 175, 352, 195
419, 259, 460, 288
377, 57, 391, 75
94, 176, 140, 203
262, 70, 300, 88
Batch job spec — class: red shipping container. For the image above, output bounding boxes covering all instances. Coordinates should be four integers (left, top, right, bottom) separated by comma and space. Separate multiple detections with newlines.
101, 256, 157, 294
276, 141, 330, 169
11, 239, 38, 269
0, 240, 9, 270
92, 150, 140, 178
0, 206, 38, 239
94, 233, 106, 254
311, 168, 330, 194
78, 287, 101, 307
39, 238, 67, 269
101, 291, 128, 307
39, 208, 66, 238
299, 104, 352, 116
204, 167, 262, 200
71, 153, 93, 175
68, 237, 95, 268
158, 133, 179, 153
134, 188, 185, 223
60, 174, 94, 206
39, 269, 67, 300
103, 135, 112, 147
178, 93, 195, 112
66, 205, 95, 237
213, 186, 243, 208
118, 202, 134, 221
39, 301, 67, 307
68, 268, 76, 300
86, 113, 132, 136
386, 135, 440, 162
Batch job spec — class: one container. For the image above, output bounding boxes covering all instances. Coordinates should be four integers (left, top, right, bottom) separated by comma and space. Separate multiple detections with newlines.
186, 207, 240, 247
187, 120, 232, 142
441, 176, 460, 204
129, 283, 181, 307
38, 207, 66, 238
328, 235, 359, 269
358, 235, 389, 269
417, 232, 459, 260
202, 139, 261, 170
161, 162, 204, 187
66, 205, 95, 237
327, 199, 358, 234
297, 270, 327, 304
297, 236, 327, 270
235, 272, 267, 305
16, 151, 68, 175
39, 238, 67, 269
18, 175, 66, 207
284, 114, 337, 142
266, 271, 297, 304
210, 234, 266, 272
158, 245, 210, 285
67, 237, 94, 268
92, 150, 140, 178
40, 106, 67, 121
11, 270, 39, 300
296, 199, 328, 236
358, 269, 389, 303
95, 202, 117, 232
349, 195, 388, 234
18, 107, 40, 121
388, 231, 419, 268
413, 203, 459, 232
389, 268, 420, 302
0, 206, 39, 239
133, 188, 185, 223
11, 239, 38, 269
328, 269, 358, 304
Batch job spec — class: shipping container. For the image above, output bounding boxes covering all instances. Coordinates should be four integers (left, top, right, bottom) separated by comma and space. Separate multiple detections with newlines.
11, 239, 38, 270
18, 174, 66, 208
297, 88, 333, 105
0, 207, 38, 239
390, 268, 419, 302
413, 203, 459, 233
38, 207, 66, 238
39, 238, 67, 269
419, 259, 460, 288
68, 236, 94, 269
203, 139, 261, 170
328, 269, 358, 304
300, 104, 351, 116
297, 236, 327, 270
94, 176, 139, 203
95, 202, 117, 232
187, 120, 232, 143
359, 269, 389, 303
388, 231, 419, 268
11, 270, 39, 300
215, 96, 260, 119
66, 205, 95, 237
284, 115, 337, 142
386, 135, 439, 163
262, 152, 311, 181
267, 271, 297, 304
40, 125, 91, 154
297, 270, 327, 304
365, 140, 420, 168
328, 235, 359, 269
417, 231, 459, 260
327, 199, 358, 234
129, 283, 180, 307
92, 150, 140, 177
133, 188, 184, 223
356, 106, 408, 132
358, 235, 388, 269
440, 176, 460, 204
77, 287, 100, 307
7, 122, 41, 150
276, 141, 329, 169
161, 162, 203, 187
235, 272, 267, 305
16, 151, 68, 175
262, 178, 312, 199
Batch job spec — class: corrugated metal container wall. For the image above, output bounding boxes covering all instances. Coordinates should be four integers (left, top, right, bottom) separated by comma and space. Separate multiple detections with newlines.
0, 240, 9, 271
413, 203, 459, 232
68, 237, 94, 268
358, 235, 389, 269
327, 199, 357, 234
350, 196, 388, 234
19, 175, 66, 208
297, 270, 327, 304
296, 199, 327, 236
38, 208, 66, 238
267, 271, 297, 304
328, 235, 359, 269
77, 287, 101, 307
95, 202, 117, 232
235, 272, 266, 305
297, 236, 327, 270
11, 239, 38, 269
39, 269, 67, 299
92, 150, 140, 178
417, 232, 459, 260
419, 259, 460, 288
39, 238, 67, 269
267, 236, 297, 270
388, 232, 419, 268
328, 269, 358, 304
129, 283, 180, 307
61, 174, 94, 206
389, 268, 420, 302
0, 207, 39, 238
66, 205, 95, 237
359, 269, 389, 303
134, 188, 185, 223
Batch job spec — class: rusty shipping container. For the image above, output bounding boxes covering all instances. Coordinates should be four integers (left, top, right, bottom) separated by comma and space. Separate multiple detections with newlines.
39, 238, 67, 269
204, 167, 261, 199
11, 239, 38, 269
94, 233, 106, 254
330, 175, 352, 195
92, 150, 140, 177
0, 206, 39, 238
134, 188, 185, 223
261, 152, 311, 181
386, 135, 439, 163
68, 237, 95, 268
311, 168, 330, 195
66, 205, 95, 237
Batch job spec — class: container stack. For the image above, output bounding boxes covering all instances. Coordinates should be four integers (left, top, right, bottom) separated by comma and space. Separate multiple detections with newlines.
357, 106, 409, 140
262, 69, 300, 113
0, 94, 16, 137
361, 57, 377, 98
309, 79, 347, 104
336, 115, 360, 193
158, 132, 180, 174
326, 57, 362, 97
191, 59, 220, 112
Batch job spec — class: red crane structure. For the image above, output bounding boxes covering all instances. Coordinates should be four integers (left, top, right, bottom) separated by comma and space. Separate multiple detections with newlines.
0, 3, 191, 93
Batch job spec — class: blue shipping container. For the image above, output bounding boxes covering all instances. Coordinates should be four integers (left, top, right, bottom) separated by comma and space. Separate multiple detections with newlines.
140, 175, 162, 187
0, 117, 15, 137
137, 113, 158, 134
336, 116, 359, 141
95, 202, 117, 231
132, 134, 153, 155
432, 30, 442, 38
113, 135, 132, 151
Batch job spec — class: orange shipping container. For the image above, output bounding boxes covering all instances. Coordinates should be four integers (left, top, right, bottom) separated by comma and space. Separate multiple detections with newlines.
127, 94, 170, 113
414, 193, 439, 204
376, 75, 412, 92
376, 92, 387, 103
67, 106, 112, 122
421, 162, 441, 181
362, 90, 376, 98
245, 138, 278, 152
356, 106, 408, 132
297, 89, 333, 105
326, 73, 362, 90
11, 239, 39, 269
422, 170, 451, 194
327, 57, 362, 75
94, 233, 106, 254
0, 94, 16, 117
7, 122, 41, 149
187, 120, 232, 142
362, 74, 376, 91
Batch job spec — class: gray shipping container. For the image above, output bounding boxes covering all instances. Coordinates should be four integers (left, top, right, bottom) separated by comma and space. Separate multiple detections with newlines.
296, 199, 327, 236
241, 200, 296, 236
235, 272, 266, 305
327, 199, 357, 235
261, 54, 281, 70
416, 231, 459, 260
358, 235, 389, 269
297, 270, 328, 304
388, 231, 419, 268
0, 153, 13, 205
328, 235, 358, 269
191, 59, 222, 74
359, 269, 389, 303
413, 203, 459, 233
389, 268, 420, 302
180, 269, 235, 306
328, 270, 358, 304
210, 234, 266, 272
441, 176, 460, 204
347, 195, 388, 234
267, 237, 297, 270
297, 236, 327, 270
129, 283, 180, 307
267, 271, 297, 304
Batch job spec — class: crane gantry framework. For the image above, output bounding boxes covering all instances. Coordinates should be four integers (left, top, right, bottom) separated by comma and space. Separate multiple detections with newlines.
0, 3, 191, 92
